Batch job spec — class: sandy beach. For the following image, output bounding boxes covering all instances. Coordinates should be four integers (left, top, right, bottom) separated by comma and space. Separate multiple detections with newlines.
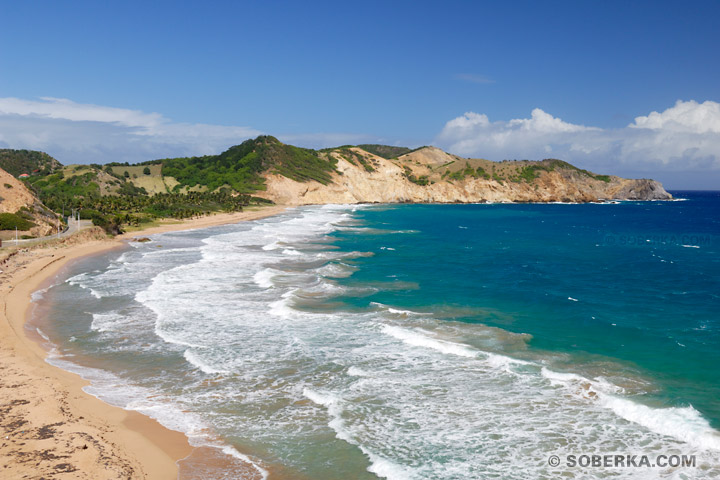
0, 205, 287, 479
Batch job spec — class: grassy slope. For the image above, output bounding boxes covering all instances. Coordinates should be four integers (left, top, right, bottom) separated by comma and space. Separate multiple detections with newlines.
392, 149, 613, 186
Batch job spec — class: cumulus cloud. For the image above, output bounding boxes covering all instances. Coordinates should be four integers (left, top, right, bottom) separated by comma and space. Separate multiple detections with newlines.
436, 100, 720, 187
0, 97, 261, 164
630, 100, 720, 133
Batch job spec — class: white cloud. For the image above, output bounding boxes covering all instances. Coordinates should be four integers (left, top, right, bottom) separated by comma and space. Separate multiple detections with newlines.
508, 108, 597, 133
0, 97, 261, 164
630, 100, 720, 133
437, 109, 599, 158
436, 101, 720, 184
0, 97, 164, 128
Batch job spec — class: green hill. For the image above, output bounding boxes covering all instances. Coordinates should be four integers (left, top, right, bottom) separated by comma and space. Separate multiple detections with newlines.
143, 135, 337, 193
0, 149, 62, 177
356, 144, 412, 159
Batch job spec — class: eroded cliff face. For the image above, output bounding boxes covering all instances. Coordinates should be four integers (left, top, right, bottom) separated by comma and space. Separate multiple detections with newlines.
0, 168, 57, 236
259, 148, 672, 205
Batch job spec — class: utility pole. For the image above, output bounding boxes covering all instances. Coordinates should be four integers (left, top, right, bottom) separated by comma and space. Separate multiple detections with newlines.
15, 227, 18, 246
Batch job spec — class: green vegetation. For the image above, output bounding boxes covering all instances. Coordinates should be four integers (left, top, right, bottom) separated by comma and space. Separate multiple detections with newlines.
155, 136, 337, 192
356, 144, 412, 159
0, 149, 62, 177
143, 166, 151, 175
408, 174, 429, 186
512, 159, 612, 183
0, 212, 36, 231
74, 192, 258, 234
332, 147, 376, 172
516, 164, 552, 182
4, 183, 12, 189
402, 165, 429, 185
444, 162, 491, 181
27, 170, 102, 211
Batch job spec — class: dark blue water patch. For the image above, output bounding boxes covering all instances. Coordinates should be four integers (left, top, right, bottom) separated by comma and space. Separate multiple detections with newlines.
330, 194, 720, 427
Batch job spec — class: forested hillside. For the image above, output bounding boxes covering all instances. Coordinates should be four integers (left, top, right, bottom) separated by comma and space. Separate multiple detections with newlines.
0, 149, 62, 177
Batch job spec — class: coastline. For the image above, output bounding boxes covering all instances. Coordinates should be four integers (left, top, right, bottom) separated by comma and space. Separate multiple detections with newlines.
0, 205, 287, 479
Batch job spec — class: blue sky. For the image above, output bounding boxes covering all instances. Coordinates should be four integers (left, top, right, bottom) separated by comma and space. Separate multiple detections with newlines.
1, 0, 719, 188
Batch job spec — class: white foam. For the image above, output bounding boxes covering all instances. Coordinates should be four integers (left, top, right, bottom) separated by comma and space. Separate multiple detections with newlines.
253, 268, 278, 288
90, 312, 126, 333
540, 367, 720, 450
269, 290, 297, 318
348, 366, 371, 377
541, 367, 585, 385
219, 445, 269, 480
184, 349, 230, 375
371, 302, 428, 316
35, 327, 51, 343
484, 352, 531, 373
682, 245, 700, 248
305, 388, 416, 480
315, 262, 357, 279
601, 396, 720, 451
31, 281, 58, 301
568, 297, 579, 302
387, 308, 426, 316
382, 325, 477, 358
262, 241, 281, 251
365, 453, 416, 480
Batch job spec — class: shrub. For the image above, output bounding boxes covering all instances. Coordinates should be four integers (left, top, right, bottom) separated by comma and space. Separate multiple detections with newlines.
0, 212, 36, 230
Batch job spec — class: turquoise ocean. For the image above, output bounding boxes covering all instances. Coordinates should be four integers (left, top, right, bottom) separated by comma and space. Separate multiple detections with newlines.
32, 191, 720, 479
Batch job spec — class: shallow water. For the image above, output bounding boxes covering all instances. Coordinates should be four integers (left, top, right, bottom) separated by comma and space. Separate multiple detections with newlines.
34, 193, 720, 479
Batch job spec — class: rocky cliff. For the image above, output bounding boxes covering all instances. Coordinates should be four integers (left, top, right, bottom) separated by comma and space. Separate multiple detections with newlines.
260, 146, 672, 205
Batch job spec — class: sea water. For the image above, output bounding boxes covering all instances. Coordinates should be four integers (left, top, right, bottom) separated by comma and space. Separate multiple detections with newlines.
32, 192, 720, 479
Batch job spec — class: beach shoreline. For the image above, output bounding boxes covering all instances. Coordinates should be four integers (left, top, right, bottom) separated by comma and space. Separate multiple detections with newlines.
0, 205, 287, 479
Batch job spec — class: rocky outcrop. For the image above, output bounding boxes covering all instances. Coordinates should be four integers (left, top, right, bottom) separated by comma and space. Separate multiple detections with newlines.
610, 178, 672, 200
259, 147, 672, 205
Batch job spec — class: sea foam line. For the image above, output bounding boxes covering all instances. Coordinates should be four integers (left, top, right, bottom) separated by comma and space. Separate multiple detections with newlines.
384, 324, 720, 452
304, 388, 416, 480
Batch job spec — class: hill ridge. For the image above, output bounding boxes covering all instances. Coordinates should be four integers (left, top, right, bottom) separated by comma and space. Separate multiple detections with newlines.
1, 137, 671, 234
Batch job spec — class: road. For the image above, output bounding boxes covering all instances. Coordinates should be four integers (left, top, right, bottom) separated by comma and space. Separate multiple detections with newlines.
1, 219, 94, 248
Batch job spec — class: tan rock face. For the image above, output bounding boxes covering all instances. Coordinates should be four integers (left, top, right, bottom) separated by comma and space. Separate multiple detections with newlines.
0, 168, 56, 235
259, 155, 672, 206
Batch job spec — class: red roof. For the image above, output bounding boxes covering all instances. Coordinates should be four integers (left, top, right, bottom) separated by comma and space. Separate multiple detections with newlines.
19, 173, 30, 178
